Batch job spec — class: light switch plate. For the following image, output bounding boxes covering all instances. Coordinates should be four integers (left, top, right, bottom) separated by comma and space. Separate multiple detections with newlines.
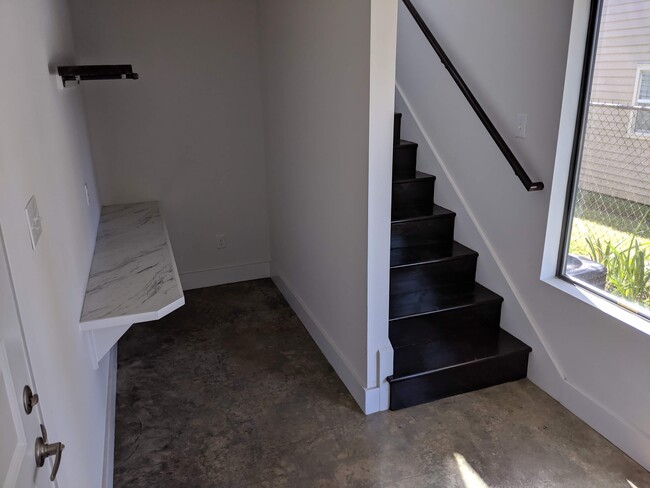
25, 195, 42, 249
516, 113, 528, 139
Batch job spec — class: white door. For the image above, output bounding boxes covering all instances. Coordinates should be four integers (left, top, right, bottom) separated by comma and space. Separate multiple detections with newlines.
0, 226, 54, 488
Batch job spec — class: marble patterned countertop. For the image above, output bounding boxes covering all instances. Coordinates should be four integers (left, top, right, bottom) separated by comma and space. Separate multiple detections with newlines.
80, 202, 184, 331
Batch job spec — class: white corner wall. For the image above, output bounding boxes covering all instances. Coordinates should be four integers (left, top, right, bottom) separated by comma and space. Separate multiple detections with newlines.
67, 0, 270, 290
368, 0, 399, 412
258, 0, 397, 413
396, 0, 650, 469
0, 1, 108, 486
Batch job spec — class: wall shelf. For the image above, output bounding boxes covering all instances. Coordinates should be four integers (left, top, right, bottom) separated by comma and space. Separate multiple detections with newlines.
80, 202, 184, 368
57, 64, 139, 87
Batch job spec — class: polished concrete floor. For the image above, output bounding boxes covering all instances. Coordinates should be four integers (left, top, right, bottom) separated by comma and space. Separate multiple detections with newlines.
114, 279, 650, 487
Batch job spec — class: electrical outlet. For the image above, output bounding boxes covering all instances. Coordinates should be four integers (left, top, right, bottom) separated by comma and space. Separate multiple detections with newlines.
216, 234, 227, 249
84, 183, 91, 206
25, 195, 42, 250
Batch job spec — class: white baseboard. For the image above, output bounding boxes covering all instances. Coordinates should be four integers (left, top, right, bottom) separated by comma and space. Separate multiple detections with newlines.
180, 261, 270, 291
378, 347, 394, 411
561, 380, 650, 471
102, 347, 118, 488
271, 266, 381, 414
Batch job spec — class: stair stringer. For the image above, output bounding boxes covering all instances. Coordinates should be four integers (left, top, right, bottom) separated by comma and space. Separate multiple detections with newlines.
395, 84, 565, 398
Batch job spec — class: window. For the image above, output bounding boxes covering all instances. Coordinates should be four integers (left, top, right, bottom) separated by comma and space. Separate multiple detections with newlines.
632, 68, 650, 134
560, 0, 650, 320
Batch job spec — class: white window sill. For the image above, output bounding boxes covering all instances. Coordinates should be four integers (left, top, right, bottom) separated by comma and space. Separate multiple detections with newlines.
541, 276, 650, 337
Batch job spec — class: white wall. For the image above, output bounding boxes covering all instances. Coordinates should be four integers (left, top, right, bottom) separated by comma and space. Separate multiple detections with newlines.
259, 0, 397, 413
67, 0, 270, 290
0, 1, 108, 486
367, 0, 398, 411
396, 0, 650, 469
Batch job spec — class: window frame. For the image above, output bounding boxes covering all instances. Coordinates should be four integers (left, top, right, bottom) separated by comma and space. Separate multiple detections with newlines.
556, 0, 650, 322
556, 0, 601, 281
629, 65, 650, 136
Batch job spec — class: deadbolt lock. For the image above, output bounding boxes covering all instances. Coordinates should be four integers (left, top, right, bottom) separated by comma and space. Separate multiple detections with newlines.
22, 385, 39, 415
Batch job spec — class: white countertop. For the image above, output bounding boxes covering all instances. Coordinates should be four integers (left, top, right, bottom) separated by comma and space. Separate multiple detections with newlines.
80, 202, 184, 331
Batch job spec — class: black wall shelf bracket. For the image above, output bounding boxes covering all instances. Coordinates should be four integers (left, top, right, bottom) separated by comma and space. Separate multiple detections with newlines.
57, 65, 139, 87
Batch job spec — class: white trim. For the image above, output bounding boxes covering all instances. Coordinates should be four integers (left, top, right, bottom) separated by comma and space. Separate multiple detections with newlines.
541, 277, 650, 337
395, 82, 567, 381
0, 340, 27, 488
180, 261, 270, 291
366, 0, 397, 407
625, 65, 650, 138
270, 264, 381, 414
378, 347, 393, 411
631, 65, 650, 107
561, 379, 650, 471
102, 347, 118, 488
541, 0, 650, 336
541, 0, 590, 285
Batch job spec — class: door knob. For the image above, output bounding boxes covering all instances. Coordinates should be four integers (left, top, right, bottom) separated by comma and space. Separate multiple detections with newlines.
22, 385, 39, 414
35, 424, 64, 482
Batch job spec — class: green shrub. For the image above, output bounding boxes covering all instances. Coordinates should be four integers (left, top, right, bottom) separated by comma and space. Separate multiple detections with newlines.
584, 232, 650, 307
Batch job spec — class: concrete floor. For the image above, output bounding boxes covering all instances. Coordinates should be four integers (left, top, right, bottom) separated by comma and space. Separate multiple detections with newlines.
114, 279, 650, 487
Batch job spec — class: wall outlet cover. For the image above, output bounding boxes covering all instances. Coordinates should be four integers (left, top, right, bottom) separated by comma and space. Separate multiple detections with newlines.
216, 234, 226, 249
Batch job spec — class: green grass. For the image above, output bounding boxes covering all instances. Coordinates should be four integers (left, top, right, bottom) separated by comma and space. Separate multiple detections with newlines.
574, 189, 650, 239
568, 218, 650, 258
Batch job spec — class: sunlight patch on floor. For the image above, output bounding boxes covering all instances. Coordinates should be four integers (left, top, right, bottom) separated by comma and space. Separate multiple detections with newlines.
454, 453, 490, 488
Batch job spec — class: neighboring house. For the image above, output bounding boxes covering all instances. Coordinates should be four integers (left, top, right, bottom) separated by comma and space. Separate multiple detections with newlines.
581, 0, 650, 207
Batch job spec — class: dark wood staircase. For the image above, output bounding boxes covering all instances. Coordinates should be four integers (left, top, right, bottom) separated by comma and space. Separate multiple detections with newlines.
387, 113, 532, 410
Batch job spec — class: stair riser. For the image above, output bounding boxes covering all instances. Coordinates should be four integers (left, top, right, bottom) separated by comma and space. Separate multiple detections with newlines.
390, 254, 477, 295
393, 331, 501, 377
394, 114, 402, 146
392, 179, 435, 219
389, 301, 502, 348
393, 145, 417, 180
389, 352, 530, 410
391, 215, 455, 249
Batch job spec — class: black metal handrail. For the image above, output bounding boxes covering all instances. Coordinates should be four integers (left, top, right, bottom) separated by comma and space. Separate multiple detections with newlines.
402, 0, 544, 192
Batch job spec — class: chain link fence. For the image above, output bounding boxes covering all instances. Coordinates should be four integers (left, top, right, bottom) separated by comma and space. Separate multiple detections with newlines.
575, 102, 650, 238
567, 101, 650, 310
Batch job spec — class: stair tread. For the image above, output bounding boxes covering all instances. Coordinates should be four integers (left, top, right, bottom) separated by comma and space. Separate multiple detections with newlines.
393, 171, 435, 184
392, 204, 454, 224
395, 139, 417, 148
391, 241, 477, 268
388, 329, 531, 382
389, 282, 502, 320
